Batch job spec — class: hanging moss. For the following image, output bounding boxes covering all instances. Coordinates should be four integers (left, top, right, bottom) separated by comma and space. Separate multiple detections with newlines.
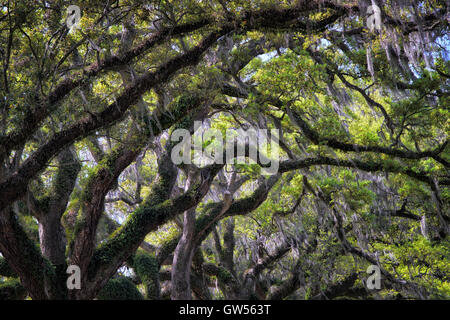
97, 276, 144, 300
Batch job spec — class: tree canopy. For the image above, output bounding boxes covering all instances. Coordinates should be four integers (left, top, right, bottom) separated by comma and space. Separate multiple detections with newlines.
0, 0, 448, 300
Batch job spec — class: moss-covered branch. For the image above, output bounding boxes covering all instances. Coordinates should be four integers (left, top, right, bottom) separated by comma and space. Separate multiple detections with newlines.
68, 95, 201, 298
97, 276, 144, 300
131, 252, 160, 300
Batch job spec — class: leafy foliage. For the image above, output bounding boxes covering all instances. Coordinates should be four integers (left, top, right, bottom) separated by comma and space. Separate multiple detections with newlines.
0, 0, 448, 300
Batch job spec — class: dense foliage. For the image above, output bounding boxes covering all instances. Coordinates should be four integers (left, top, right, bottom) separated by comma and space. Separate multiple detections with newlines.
0, 0, 448, 300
